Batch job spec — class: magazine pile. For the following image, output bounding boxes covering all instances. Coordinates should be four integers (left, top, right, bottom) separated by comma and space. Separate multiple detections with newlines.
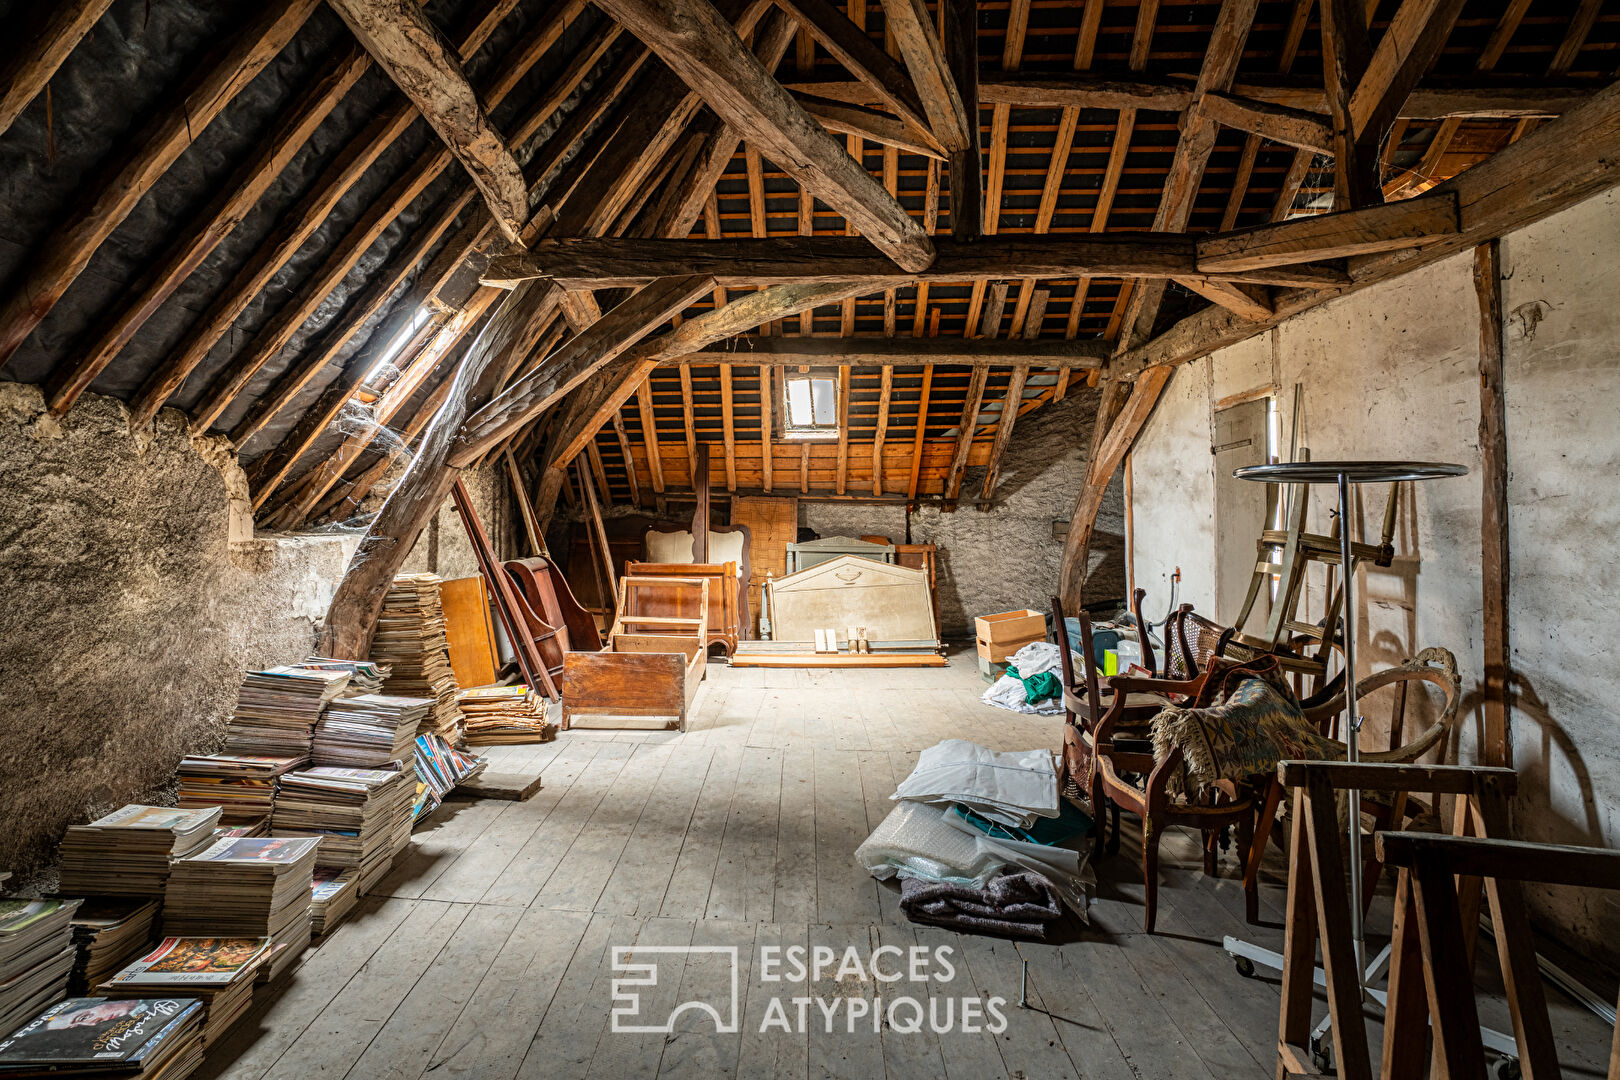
0, 997, 204, 1079
271, 768, 414, 892
295, 658, 388, 696
371, 574, 465, 742
176, 755, 304, 823
58, 807, 222, 897
411, 735, 484, 820
0, 900, 80, 1040
308, 870, 359, 937
66, 899, 159, 995
222, 666, 352, 758
458, 686, 556, 745
161, 837, 319, 985
311, 695, 430, 768
99, 938, 271, 1047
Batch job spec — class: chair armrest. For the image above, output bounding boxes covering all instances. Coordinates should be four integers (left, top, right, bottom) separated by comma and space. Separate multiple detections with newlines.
1106, 674, 1206, 697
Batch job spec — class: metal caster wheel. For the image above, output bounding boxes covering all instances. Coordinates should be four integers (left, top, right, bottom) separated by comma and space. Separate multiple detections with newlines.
1490, 1056, 1522, 1080
1233, 956, 1256, 979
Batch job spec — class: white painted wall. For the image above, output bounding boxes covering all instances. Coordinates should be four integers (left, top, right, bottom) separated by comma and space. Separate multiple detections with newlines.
1129, 189, 1620, 963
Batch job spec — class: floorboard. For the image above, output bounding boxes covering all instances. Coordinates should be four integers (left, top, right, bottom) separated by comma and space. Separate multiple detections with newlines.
200, 650, 1615, 1080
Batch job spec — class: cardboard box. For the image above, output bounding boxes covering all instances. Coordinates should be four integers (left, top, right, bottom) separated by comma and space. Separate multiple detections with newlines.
974, 609, 1047, 663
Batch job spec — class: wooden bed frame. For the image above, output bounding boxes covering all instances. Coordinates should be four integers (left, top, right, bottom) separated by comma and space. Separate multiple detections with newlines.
561, 576, 708, 731
624, 560, 743, 655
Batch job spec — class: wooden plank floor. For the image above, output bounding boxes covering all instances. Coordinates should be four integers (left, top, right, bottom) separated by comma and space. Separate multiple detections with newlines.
198, 650, 1616, 1080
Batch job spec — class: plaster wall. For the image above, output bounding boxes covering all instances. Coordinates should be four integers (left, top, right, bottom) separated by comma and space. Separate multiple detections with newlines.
1128, 189, 1620, 963
800, 386, 1126, 635
0, 385, 354, 878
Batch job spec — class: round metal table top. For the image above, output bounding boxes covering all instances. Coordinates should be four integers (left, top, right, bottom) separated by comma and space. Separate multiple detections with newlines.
1233, 460, 1469, 485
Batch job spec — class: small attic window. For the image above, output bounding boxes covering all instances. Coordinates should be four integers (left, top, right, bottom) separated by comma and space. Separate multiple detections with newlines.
362, 306, 434, 392
783, 372, 838, 440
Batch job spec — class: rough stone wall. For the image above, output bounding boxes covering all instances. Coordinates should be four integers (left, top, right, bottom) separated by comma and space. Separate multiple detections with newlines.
0, 385, 353, 878
1128, 189, 1620, 966
800, 387, 1124, 635
396, 462, 507, 581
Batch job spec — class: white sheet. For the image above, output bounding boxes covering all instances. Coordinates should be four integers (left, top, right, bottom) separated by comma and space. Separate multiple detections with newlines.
891, 739, 1061, 827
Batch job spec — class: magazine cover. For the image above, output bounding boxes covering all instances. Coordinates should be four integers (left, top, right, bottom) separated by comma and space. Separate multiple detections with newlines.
90, 805, 217, 831
189, 836, 319, 865
0, 998, 201, 1066
311, 870, 355, 902
458, 686, 529, 700
106, 938, 271, 986
0, 899, 80, 937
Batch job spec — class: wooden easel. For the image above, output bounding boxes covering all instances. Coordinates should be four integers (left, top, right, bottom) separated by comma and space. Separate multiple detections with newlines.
1272, 760, 1521, 1079
1376, 829, 1620, 1079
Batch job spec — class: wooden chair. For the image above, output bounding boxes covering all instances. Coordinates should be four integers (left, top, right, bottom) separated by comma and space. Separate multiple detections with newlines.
1052, 596, 1253, 933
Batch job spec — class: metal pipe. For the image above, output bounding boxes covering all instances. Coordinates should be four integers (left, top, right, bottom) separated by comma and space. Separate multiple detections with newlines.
1338, 473, 1365, 979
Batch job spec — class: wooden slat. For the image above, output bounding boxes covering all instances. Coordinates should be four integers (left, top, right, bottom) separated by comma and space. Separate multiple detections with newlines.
870, 365, 892, 495
328, 0, 529, 240
759, 364, 773, 492
906, 364, 934, 500
943, 367, 986, 501
610, 412, 642, 505
0, 0, 321, 371
636, 378, 665, 493
720, 363, 738, 490
1475, 239, 1510, 768
668, 334, 1108, 366
835, 362, 851, 494
43, 46, 372, 415
0, 0, 118, 139
594, 0, 933, 272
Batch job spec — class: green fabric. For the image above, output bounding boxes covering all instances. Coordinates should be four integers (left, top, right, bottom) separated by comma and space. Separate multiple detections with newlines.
1005, 664, 1062, 705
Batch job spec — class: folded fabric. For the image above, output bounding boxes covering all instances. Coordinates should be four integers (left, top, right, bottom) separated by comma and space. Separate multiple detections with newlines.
981, 672, 1065, 715
1149, 656, 1342, 799
900, 871, 1065, 941
891, 739, 1060, 827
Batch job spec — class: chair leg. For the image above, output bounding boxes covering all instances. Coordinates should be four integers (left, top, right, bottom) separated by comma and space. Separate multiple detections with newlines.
1244, 779, 1283, 926
1202, 829, 1218, 876
1091, 775, 1107, 859
1142, 818, 1162, 933
1237, 809, 1257, 924
1107, 803, 1122, 855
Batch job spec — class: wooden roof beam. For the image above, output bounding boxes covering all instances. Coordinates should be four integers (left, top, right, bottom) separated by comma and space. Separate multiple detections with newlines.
482, 236, 1353, 289
0, 0, 321, 372
1347, 0, 1469, 171
795, 94, 946, 160
1116, 77, 1620, 379
593, 0, 934, 271
0, 0, 117, 139
773, 0, 931, 134
328, 0, 530, 241
1200, 90, 1332, 155
1198, 192, 1460, 272
672, 334, 1107, 367
879, 0, 972, 152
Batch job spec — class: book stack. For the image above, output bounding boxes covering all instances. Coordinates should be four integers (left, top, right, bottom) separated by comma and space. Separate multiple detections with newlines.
66, 899, 159, 996
311, 695, 431, 769
59, 807, 222, 898
297, 657, 389, 696
412, 734, 485, 820
0, 997, 204, 1078
371, 575, 465, 742
99, 938, 270, 1047
222, 666, 352, 758
0, 899, 81, 1039
271, 768, 414, 893
176, 755, 304, 823
210, 819, 267, 842
309, 869, 359, 937
161, 837, 320, 986
458, 686, 557, 745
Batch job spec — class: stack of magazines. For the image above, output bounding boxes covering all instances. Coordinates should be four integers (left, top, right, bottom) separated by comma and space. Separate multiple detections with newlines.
0, 899, 81, 1039
296, 658, 389, 696
311, 695, 430, 769
222, 666, 352, 758
412, 734, 484, 820
371, 575, 465, 742
176, 755, 305, 822
271, 768, 414, 893
0, 997, 204, 1078
59, 807, 222, 898
309, 869, 359, 937
458, 686, 556, 745
99, 938, 271, 1047
161, 837, 320, 986
66, 899, 159, 995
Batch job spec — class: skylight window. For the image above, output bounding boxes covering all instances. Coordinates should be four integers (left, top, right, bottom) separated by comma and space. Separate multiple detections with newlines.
363, 306, 434, 388
783, 372, 839, 439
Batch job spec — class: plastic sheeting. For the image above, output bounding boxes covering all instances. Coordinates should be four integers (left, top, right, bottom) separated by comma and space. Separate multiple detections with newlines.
855, 800, 1090, 916
890, 739, 1060, 827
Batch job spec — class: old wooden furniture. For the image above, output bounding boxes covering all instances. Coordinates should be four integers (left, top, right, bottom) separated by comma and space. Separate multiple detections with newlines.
767, 554, 936, 643
1270, 761, 1522, 1079
624, 559, 743, 655
784, 535, 895, 572
561, 575, 708, 732
1375, 828, 1620, 1080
